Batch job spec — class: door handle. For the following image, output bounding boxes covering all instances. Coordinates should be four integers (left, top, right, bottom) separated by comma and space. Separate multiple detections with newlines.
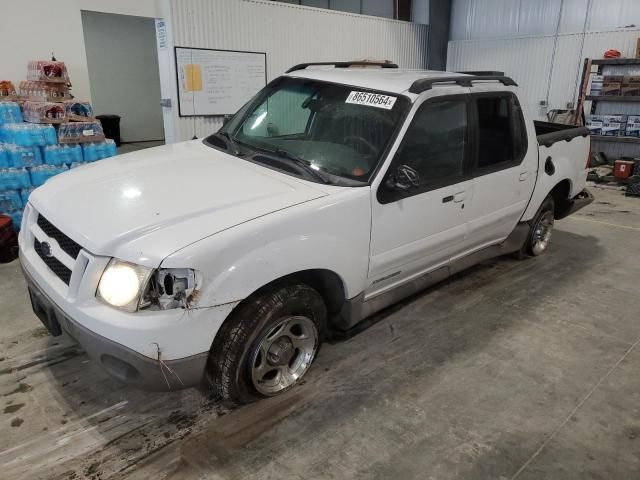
453, 191, 466, 203
442, 195, 454, 203
519, 172, 529, 182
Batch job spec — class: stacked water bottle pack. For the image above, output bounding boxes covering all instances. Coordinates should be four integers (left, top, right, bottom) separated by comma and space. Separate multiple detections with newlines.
0, 101, 117, 231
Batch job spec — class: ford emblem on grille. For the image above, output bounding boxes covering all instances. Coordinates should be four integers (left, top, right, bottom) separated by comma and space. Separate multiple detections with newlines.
40, 241, 53, 258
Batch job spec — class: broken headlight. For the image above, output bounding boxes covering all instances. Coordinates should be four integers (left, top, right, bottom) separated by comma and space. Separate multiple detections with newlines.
140, 268, 199, 310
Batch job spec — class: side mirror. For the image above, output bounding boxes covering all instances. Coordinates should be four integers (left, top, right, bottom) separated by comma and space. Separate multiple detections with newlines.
385, 164, 420, 191
222, 114, 233, 127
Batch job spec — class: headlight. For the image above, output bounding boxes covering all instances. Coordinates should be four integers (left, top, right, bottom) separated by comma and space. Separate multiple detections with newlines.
97, 259, 153, 312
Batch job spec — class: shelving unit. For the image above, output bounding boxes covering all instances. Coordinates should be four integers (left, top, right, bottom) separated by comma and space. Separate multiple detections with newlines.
576, 57, 640, 160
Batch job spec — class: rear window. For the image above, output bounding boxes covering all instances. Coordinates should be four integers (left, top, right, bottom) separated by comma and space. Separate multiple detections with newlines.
476, 94, 527, 169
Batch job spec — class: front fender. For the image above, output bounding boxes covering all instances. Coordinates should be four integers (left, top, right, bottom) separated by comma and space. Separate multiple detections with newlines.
161, 187, 372, 309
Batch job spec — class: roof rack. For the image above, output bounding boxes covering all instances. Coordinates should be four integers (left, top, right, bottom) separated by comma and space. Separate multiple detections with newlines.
457, 70, 505, 76
286, 61, 399, 73
409, 75, 518, 94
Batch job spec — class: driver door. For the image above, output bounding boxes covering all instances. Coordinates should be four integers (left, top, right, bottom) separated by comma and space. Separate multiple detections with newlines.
367, 94, 473, 297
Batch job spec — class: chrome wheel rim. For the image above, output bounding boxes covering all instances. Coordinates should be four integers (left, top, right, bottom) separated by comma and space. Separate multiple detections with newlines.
532, 211, 554, 255
250, 315, 318, 396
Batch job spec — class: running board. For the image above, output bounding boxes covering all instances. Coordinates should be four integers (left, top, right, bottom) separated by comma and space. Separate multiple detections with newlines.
333, 223, 529, 331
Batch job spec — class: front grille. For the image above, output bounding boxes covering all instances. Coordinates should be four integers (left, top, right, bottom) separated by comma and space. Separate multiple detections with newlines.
37, 214, 82, 259
34, 238, 72, 285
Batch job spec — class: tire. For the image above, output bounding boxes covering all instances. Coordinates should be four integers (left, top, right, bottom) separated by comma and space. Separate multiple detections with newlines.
206, 284, 327, 404
523, 195, 555, 257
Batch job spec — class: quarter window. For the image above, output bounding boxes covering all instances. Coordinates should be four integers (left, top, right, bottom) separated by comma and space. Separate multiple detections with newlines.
393, 99, 467, 187
476, 94, 527, 169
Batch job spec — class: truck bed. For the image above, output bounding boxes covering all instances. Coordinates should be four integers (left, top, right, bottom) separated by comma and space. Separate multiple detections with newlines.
534, 120, 590, 148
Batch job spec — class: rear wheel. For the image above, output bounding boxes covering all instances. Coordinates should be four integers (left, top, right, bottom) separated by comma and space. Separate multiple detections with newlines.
206, 284, 326, 404
520, 196, 555, 258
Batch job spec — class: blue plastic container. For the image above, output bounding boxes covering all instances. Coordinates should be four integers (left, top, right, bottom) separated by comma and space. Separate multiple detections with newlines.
29, 164, 68, 187
0, 190, 22, 211
0, 168, 31, 190
20, 187, 35, 205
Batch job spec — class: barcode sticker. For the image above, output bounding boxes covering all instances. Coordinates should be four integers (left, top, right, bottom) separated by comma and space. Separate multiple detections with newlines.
82, 129, 94, 136
346, 91, 397, 110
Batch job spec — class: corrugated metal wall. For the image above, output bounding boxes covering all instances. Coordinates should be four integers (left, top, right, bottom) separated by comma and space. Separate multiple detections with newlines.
448, 28, 640, 121
451, 0, 640, 40
162, 0, 428, 142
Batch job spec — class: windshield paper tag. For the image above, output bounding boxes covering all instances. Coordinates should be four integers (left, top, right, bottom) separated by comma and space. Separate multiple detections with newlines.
346, 91, 397, 110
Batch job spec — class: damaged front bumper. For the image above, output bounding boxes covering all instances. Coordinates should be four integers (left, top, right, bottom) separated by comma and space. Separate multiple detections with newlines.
21, 260, 211, 391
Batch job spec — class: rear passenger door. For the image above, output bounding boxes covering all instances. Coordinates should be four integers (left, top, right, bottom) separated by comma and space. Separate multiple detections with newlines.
461, 92, 536, 254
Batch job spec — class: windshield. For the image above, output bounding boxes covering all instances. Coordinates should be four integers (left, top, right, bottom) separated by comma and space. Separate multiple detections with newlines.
217, 77, 410, 182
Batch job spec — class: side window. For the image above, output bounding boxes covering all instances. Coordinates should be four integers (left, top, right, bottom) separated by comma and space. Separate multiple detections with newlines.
393, 99, 467, 187
476, 94, 527, 169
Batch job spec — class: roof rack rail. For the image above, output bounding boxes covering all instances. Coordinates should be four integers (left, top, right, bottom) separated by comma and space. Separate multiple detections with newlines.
409, 75, 518, 94
457, 70, 505, 76
286, 61, 399, 73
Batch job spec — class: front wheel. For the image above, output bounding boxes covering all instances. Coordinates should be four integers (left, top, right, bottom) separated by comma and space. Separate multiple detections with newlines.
525, 196, 555, 257
206, 284, 326, 404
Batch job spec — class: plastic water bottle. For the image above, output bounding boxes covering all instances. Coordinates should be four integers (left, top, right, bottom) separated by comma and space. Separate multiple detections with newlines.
105, 139, 118, 157
29, 164, 68, 187
0, 102, 23, 125
0, 168, 31, 190
69, 161, 88, 169
10, 210, 23, 231
20, 187, 35, 204
0, 145, 8, 168
82, 143, 96, 162
0, 190, 23, 210
44, 125, 57, 145
8, 145, 43, 168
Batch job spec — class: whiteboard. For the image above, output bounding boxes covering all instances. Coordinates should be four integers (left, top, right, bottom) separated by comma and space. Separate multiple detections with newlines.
175, 47, 267, 117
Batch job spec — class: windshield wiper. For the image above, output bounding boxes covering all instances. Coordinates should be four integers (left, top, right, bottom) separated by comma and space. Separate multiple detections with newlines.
272, 148, 332, 184
213, 131, 242, 156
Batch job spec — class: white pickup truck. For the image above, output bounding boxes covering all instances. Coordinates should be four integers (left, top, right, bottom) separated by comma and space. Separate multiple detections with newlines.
19, 62, 593, 403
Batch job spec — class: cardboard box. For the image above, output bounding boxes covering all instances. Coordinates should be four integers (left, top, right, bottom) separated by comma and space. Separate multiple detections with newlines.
603, 75, 624, 84
623, 75, 640, 85
585, 120, 603, 135
601, 122, 623, 136
625, 123, 640, 137
600, 114, 627, 123
602, 84, 622, 96
622, 85, 640, 96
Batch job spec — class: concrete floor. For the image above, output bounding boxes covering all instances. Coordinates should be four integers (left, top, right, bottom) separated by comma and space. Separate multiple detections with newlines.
1, 186, 639, 480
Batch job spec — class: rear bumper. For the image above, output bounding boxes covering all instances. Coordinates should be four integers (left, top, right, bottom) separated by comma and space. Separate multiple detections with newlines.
22, 260, 208, 391
556, 188, 594, 220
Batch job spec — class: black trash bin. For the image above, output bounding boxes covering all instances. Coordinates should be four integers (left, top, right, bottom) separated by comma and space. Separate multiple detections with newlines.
96, 114, 121, 146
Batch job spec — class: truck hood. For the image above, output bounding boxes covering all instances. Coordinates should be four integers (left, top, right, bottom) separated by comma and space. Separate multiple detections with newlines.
29, 140, 327, 266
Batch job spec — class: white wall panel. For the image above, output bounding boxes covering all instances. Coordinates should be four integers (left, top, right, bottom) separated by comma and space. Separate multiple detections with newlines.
449, 29, 640, 120
163, 0, 428, 142
448, 36, 555, 118
451, 0, 640, 39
